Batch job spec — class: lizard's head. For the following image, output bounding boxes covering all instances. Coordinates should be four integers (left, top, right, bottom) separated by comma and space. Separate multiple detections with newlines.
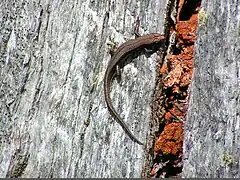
152, 33, 165, 42
150, 34, 166, 52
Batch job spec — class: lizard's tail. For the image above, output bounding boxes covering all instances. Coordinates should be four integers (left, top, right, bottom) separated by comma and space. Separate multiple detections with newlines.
104, 72, 144, 145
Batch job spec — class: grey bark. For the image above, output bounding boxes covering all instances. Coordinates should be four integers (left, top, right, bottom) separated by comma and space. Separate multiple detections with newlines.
183, 0, 240, 178
0, 0, 167, 178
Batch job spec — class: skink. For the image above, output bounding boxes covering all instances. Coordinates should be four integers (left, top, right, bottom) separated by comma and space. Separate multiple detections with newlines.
104, 33, 165, 145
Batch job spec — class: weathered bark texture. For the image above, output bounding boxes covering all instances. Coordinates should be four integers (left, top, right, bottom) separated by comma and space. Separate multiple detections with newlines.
183, 0, 240, 178
0, 0, 167, 178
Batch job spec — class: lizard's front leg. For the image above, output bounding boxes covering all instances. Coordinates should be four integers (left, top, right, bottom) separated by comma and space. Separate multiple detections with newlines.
107, 37, 121, 82
134, 16, 158, 56
134, 16, 141, 38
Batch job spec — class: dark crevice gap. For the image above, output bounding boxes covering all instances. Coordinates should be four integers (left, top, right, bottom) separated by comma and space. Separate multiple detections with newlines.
146, 0, 202, 178
179, 0, 201, 21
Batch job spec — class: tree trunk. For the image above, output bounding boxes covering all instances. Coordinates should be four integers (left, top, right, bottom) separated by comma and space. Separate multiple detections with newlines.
183, 0, 240, 177
0, 0, 168, 178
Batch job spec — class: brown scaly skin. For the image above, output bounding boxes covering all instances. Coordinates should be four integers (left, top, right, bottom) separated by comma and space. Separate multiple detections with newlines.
104, 33, 165, 145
